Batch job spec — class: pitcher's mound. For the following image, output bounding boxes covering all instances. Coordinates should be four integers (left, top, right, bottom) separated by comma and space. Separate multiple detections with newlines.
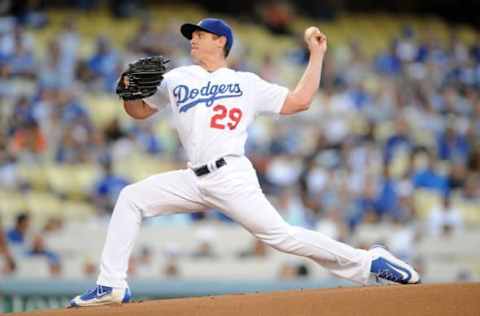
13, 283, 480, 316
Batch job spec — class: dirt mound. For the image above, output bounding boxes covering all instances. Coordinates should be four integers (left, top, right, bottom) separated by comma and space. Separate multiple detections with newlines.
12, 283, 480, 316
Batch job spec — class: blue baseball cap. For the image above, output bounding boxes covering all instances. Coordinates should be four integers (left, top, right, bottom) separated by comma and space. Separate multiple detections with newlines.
180, 18, 233, 53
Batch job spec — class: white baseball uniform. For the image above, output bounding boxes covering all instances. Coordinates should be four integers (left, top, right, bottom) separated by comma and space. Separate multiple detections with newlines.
97, 65, 373, 288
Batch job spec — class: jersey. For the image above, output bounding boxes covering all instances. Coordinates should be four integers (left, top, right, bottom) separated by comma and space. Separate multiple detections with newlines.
145, 65, 289, 166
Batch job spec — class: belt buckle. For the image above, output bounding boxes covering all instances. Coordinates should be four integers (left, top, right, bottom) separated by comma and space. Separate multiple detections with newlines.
193, 158, 226, 177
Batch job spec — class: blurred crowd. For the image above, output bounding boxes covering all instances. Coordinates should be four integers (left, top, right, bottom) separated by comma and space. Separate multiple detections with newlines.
1, 6, 480, 279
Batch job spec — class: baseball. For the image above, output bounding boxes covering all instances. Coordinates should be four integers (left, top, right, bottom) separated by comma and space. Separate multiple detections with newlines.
304, 26, 319, 42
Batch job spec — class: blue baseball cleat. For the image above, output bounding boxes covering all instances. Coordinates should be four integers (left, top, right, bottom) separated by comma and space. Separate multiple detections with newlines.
68, 285, 132, 307
369, 245, 421, 284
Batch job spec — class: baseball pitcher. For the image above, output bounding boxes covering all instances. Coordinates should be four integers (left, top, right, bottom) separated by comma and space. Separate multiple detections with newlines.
70, 18, 420, 307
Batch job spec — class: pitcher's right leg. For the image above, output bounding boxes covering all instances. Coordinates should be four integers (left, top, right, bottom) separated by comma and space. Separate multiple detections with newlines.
203, 157, 418, 285
219, 189, 373, 284
220, 189, 420, 284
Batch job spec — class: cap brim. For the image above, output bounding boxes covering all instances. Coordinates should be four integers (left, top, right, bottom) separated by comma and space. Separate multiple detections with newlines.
180, 23, 210, 40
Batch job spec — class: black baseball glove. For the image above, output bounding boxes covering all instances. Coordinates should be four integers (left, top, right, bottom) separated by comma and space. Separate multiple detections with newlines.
116, 56, 170, 101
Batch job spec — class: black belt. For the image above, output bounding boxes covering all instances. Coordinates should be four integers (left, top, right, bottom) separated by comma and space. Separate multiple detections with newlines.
193, 158, 227, 177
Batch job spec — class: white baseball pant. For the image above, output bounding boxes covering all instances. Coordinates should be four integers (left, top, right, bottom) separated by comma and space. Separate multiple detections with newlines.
97, 156, 372, 288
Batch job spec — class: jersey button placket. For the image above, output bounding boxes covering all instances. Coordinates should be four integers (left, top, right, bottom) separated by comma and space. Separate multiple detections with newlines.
194, 104, 209, 163
190, 106, 201, 163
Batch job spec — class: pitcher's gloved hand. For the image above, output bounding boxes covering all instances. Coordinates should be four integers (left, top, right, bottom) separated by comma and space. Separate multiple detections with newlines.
116, 55, 170, 101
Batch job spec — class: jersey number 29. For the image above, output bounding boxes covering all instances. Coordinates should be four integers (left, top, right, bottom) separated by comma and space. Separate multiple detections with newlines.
210, 104, 243, 130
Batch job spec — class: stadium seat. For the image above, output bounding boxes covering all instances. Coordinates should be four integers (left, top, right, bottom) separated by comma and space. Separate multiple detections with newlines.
46, 164, 101, 198
60, 200, 96, 220
177, 258, 280, 280
456, 200, 480, 226
25, 191, 63, 217
413, 190, 442, 219
0, 189, 29, 219
15, 257, 51, 279
83, 95, 124, 130
17, 163, 50, 190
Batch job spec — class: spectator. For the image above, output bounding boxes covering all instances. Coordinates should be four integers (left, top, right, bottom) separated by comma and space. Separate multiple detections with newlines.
137, 246, 153, 266
86, 36, 120, 91
426, 194, 463, 237
237, 239, 269, 259
387, 217, 417, 262
286, 37, 310, 66
462, 175, 480, 202
6, 212, 30, 246
277, 261, 310, 280
447, 160, 467, 191
55, 124, 91, 164
8, 96, 34, 133
92, 160, 130, 214
53, 92, 94, 163
42, 217, 63, 234
258, 1, 293, 35
103, 118, 127, 146
7, 37, 36, 78
467, 144, 480, 173
127, 20, 164, 56
259, 53, 279, 82
375, 165, 400, 219
26, 235, 62, 277
456, 268, 474, 282
383, 116, 412, 164
191, 240, 217, 258
9, 1, 48, 27
0, 23, 34, 61
412, 151, 449, 195
191, 227, 218, 259
348, 177, 378, 231
0, 27, 14, 61
83, 259, 97, 278
162, 258, 180, 278
395, 178, 416, 221
59, 91, 91, 125
0, 152, 20, 189
130, 122, 164, 154
374, 42, 401, 75
0, 59, 14, 97
9, 119, 47, 158
38, 40, 71, 89
395, 26, 418, 64
127, 256, 137, 277
276, 187, 318, 229
0, 216, 16, 274
348, 82, 372, 111
132, 245, 155, 277
56, 19, 80, 87
436, 120, 470, 162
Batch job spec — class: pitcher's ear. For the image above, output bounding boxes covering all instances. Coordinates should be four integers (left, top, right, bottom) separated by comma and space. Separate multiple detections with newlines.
217, 36, 227, 48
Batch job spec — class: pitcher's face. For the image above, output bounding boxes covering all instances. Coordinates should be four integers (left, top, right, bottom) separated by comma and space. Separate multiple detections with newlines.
190, 30, 225, 62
